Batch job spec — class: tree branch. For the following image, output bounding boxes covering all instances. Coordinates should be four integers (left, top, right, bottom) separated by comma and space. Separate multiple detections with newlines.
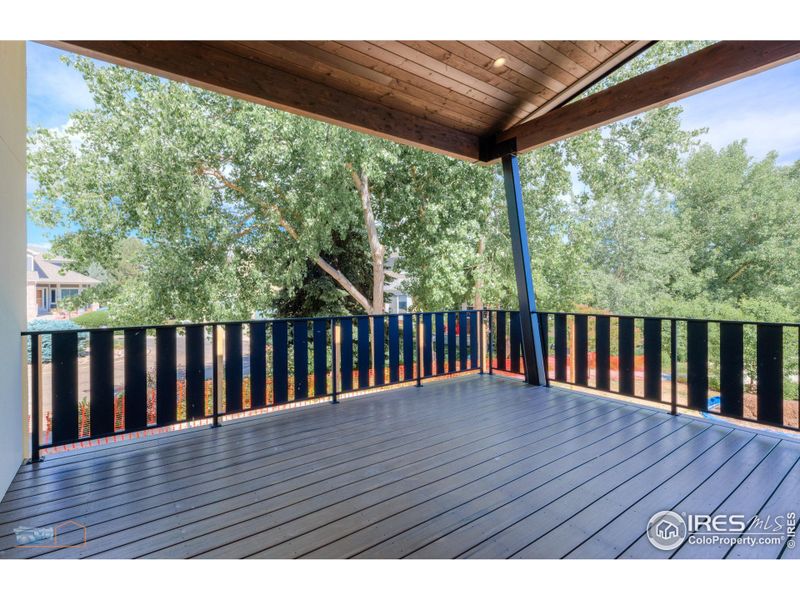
725, 260, 754, 284
199, 163, 373, 313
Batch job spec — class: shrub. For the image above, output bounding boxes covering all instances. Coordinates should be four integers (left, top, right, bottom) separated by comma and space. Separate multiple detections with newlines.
26, 319, 89, 363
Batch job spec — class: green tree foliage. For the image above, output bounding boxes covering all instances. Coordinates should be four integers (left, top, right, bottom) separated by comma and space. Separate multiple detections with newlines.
29, 56, 494, 323
567, 105, 705, 314
677, 142, 800, 310
271, 227, 373, 316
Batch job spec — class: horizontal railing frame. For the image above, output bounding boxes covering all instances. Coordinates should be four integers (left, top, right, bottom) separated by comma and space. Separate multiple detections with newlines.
532, 309, 800, 329
20, 310, 493, 337
22, 310, 484, 460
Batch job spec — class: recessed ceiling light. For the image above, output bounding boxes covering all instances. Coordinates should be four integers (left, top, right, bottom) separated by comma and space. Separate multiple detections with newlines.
493, 57, 507, 69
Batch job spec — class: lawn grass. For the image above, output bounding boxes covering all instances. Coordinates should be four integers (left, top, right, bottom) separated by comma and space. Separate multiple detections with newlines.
72, 310, 111, 328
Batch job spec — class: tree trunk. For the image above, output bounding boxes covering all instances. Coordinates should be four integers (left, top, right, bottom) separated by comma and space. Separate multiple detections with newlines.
474, 235, 485, 310
350, 166, 387, 384
351, 169, 385, 315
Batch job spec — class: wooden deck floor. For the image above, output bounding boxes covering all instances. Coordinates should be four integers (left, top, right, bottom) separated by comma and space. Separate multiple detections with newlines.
1, 375, 798, 559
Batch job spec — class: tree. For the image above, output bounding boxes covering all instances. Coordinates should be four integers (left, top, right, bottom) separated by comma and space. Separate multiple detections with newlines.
28, 56, 494, 324
567, 105, 705, 315
474, 41, 713, 314
677, 142, 800, 312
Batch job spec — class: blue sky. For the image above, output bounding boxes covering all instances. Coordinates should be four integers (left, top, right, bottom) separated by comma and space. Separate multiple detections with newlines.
25, 41, 800, 245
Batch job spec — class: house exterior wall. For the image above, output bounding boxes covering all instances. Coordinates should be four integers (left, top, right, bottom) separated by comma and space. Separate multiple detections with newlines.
0, 41, 26, 497
26, 281, 37, 321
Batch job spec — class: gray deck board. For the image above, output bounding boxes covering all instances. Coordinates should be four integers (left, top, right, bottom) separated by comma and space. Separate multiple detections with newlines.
565, 429, 755, 559
1, 375, 797, 559
312, 411, 666, 558
671, 441, 799, 559
514, 428, 752, 558
0, 384, 529, 518
726, 454, 800, 559
56, 390, 592, 558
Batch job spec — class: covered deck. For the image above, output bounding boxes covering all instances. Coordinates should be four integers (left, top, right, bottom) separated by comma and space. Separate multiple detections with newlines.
2, 374, 797, 559
2, 39, 800, 562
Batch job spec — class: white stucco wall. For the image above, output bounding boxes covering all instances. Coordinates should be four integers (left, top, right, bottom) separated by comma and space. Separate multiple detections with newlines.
0, 41, 26, 497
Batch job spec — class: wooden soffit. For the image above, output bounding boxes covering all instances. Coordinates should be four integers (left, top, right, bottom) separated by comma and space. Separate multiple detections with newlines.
45, 40, 800, 163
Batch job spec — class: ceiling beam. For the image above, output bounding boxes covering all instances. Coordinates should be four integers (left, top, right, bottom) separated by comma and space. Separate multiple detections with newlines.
516, 40, 655, 124
44, 40, 481, 162
489, 41, 800, 161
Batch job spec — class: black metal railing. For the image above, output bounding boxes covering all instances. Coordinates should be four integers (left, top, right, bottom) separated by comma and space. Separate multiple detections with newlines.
22, 307, 800, 460
534, 310, 800, 432
22, 310, 484, 460
484, 309, 527, 378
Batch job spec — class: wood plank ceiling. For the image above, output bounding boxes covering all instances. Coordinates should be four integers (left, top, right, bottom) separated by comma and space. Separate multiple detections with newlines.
221, 41, 648, 135
46, 40, 650, 161
45, 40, 800, 163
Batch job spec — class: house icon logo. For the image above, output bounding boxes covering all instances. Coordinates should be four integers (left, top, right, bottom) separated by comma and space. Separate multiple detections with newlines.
53, 520, 87, 548
647, 511, 687, 551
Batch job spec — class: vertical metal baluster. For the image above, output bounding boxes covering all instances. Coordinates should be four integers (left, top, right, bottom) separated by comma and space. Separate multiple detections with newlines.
479, 310, 484, 375
30, 334, 42, 463
212, 325, 221, 427
756, 323, 783, 426
331, 318, 339, 404
488, 311, 494, 375
670, 319, 677, 416
416, 313, 423, 387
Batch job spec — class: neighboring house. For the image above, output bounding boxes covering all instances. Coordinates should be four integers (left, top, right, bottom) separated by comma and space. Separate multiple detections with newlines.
26, 247, 100, 320
384, 252, 413, 314
386, 289, 412, 314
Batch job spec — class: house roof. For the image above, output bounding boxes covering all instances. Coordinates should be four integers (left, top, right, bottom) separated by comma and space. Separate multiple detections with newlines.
45, 41, 800, 162
27, 249, 100, 286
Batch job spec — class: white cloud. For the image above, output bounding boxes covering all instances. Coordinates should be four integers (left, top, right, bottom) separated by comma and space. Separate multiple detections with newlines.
26, 42, 94, 129
30, 55, 93, 108
689, 107, 800, 164
677, 60, 800, 164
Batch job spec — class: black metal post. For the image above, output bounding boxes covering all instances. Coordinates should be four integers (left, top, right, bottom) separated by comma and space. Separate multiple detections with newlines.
212, 325, 221, 427
331, 318, 339, 404
502, 153, 547, 386
416, 312, 423, 387
30, 334, 41, 463
670, 319, 678, 416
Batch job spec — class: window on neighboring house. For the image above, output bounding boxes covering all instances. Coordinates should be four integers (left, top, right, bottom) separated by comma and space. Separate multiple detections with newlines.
398, 296, 408, 311
50, 289, 56, 305
60, 288, 80, 300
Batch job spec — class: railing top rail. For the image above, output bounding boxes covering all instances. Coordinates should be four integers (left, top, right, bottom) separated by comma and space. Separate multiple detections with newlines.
485, 308, 800, 329
541, 310, 800, 329
20, 309, 482, 336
